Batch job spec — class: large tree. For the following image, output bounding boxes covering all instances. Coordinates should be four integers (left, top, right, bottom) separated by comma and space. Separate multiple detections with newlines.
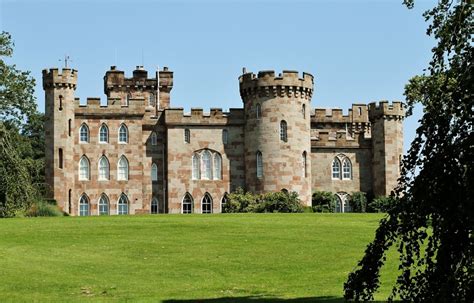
344, 1, 473, 301
0, 31, 42, 217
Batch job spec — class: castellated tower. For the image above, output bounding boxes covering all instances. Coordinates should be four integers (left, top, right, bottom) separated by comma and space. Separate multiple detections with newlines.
369, 101, 404, 197
43, 68, 77, 212
240, 70, 314, 205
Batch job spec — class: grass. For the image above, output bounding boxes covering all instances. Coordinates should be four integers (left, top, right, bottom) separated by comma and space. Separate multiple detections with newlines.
0, 214, 399, 302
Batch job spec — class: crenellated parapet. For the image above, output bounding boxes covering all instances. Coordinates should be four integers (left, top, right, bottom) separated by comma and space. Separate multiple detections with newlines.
164, 108, 244, 126
368, 101, 404, 121
42, 68, 78, 90
103, 66, 173, 95
74, 97, 146, 117
239, 70, 313, 101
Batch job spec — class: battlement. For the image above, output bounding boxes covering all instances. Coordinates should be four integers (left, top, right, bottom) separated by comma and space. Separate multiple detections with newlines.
368, 101, 404, 121
74, 96, 146, 117
311, 104, 369, 124
239, 69, 313, 100
104, 66, 173, 95
42, 68, 78, 90
164, 108, 245, 126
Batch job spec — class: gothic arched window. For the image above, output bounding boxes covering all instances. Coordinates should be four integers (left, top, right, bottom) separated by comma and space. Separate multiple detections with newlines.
99, 124, 109, 143
79, 123, 89, 143
79, 156, 90, 181
118, 193, 129, 215
213, 153, 222, 180
79, 194, 90, 216
117, 155, 129, 181
342, 158, 352, 180
280, 120, 288, 142
151, 197, 158, 214
202, 150, 212, 180
98, 155, 110, 180
182, 193, 193, 214
150, 132, 157, 146
151, 163, 158, 181
332, 158, 341, 179
256, 151, 263, 178
202, 193, 213, 214
118, 124, 128, 143
98, 193, 109, 215
192, 153, 200, 180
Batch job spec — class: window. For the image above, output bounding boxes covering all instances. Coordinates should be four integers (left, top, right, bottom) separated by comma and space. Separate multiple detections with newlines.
79, 156, 90, 180
118, 124, 128, 143
126, 93, 131, 106
68, 119, 71, 136
99, 124, 109, 143
342, 158, 352, 180
118, 194, 129, 215
149, 93, 155, 106
59, 95, 63, 111
192, 154, 200, 180
280, 120, 287, 142
202, 193, 212, 214
150, 132, 157, 145
335, 195, 343, 213
332, 158, 341, 179
202, 150, 212, 180
222, 129, 228, 145
184, 129, 190, 143
151, 163, 158, 181
256, 103, 261, 119
213, 154, 222, 180
221, 194, 228, 213
302, 151, 307, 178
117, 156, 129, 181
358, 107, 362, 115
256, 151, 263, 178
98, 156, 109, 180
79, 123, 89, 143
182, 193, 193, 214
79, 194, 89, 216
68, 189, 72, 214
99, 194, 109, 215
151, 198, 158, 214
59, 148, 63, 169
302, 104, 306, 118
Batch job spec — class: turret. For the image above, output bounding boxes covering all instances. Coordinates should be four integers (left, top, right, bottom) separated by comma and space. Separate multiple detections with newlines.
239, 70, 314, 205
103, 66, 173, 113
369, 101, 404, 196
43, 68, 77, 213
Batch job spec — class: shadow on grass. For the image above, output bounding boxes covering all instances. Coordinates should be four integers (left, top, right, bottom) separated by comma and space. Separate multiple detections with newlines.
164, 297, 395, 303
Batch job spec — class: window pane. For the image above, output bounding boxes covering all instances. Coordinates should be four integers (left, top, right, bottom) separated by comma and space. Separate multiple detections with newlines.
256, 152, 263, 178
202, 151, 212, 180
213, 154, 222, 180
332, 159, 341, 179
151, 163, 158, 181
280, 121, 287, 142
192, 154, 200, 180
202, 194, 212, 214
119, 125, 128, 143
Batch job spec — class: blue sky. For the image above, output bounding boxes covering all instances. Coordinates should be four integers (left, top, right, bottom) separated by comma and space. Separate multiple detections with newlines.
1, 0, 435, 151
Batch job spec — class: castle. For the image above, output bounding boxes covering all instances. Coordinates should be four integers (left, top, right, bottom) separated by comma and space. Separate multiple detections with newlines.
43, 66, 404, 215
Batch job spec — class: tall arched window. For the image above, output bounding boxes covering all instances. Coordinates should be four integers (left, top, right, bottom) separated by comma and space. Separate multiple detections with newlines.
213, 153, 222, 180
202, 150, 212, 180
280, 120, 288, 142
192, 153, 200, 180
151, 197, 158, 214
150, 132, 157, 145
151, 163, 158, 181
256, 103, 262, 119
98, 193, 109, 215
79, 194, 89, 216
149, 93, 155, 106
184, 129, 190, 143
117, 156, 129, 180
342, 158, 352, 180
302, 151, 307, 178
335, 195, 343, 213
79, 123, 89, 143
99, 124, 109, 143
332, 158, 341, 179
79, 156, 90, 180
221, 193, 228, 213
256, 151, 263, 178
98, 155, 110, 180
222, 129, 228, 145
117, 193, 129, 215
302, 104, 306, 118
202, 193, 213, 214
118, 124, 128, 143
182, 193, 193, 214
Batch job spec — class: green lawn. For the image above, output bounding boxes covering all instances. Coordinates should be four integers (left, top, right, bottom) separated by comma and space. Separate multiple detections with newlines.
0, 214, 399, 302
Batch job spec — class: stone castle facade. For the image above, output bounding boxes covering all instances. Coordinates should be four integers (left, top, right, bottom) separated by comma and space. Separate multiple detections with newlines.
43, 66, 404, 215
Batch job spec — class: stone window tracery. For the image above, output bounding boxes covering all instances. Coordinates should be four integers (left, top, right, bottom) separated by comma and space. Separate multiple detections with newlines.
182, 193, 193, 214
99, 124, 109, 143
191, 149, 222, 181
118, 124, 128, 143
118, 193, 129, 215
202, 193, 213, 214
151, 197, 158, 214
332, 154, 352, 180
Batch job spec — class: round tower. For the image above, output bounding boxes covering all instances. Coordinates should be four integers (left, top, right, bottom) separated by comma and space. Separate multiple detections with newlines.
239, 70, 314, 205
43, 68, 77, 213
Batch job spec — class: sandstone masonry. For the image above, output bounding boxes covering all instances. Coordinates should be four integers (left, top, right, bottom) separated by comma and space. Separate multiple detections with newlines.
43, 66, 404, 215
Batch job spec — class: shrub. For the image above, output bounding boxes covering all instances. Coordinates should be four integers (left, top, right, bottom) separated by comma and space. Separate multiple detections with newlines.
256, 191, 304, 213
222, 187, 258, 213
26, 200, 63, 217
349, 192, 368, 213
367, 196, 395, 213
312, 191, 336, 213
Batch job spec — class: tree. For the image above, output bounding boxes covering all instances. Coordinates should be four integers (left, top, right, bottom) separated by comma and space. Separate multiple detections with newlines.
0, 32, 41, 217
344, 1, 473, 301
312, 191, 336, 213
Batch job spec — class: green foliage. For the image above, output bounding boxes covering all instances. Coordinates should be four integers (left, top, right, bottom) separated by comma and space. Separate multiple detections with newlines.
223, 188, 304, 213
26, 200, 63, 217
312, 191, 336, 213
348, 192, 367, 213
345, 1, 473, 301
367, 196, 394, 213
